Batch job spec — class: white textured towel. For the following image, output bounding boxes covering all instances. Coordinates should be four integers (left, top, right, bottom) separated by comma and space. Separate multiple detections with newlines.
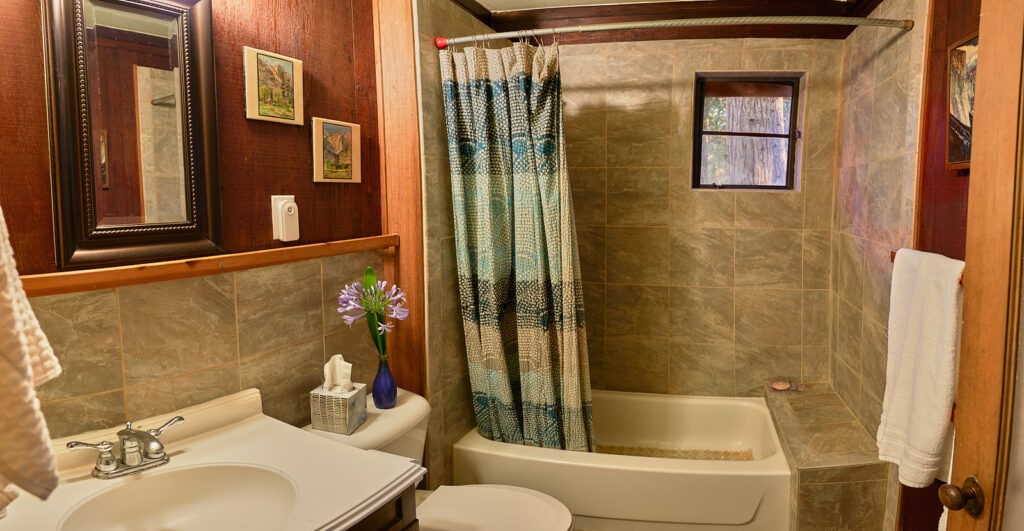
877, 248, 964, 488
0, 205, 62, 512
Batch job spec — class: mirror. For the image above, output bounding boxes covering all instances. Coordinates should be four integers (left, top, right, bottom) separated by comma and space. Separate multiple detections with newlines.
43, 0, 221, 270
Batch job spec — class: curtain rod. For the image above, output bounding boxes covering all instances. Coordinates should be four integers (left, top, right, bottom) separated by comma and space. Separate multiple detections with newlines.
434, 15, 914, 49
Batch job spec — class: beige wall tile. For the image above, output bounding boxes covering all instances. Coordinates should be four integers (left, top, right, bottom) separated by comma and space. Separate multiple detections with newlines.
802, 346, 830, 383
833, 355, 861, 410
605, 284, 669, 340
860, 317, 887, 403
837, 233, 865, 305
325, 325, 379, 387
582, 282, 606, 341
835, 300, 864, 373
606, 109, 670, 167
668, 342, 734, 396
668, 287, 734, 344
865, 157, 904, 246
576, 225, 606, 283
670, 228, 735, 287
120, 274, 236, 386
125, 363, 240, 420
734, 230, 803, 289
735, 345, 802, 396
606, 227, 670, 285
862, 241, 894, 326
736, 192, 805, 230
240, 337, 324, 427
802, 230, 831, 290
322, 251, 385, 332
802, 290, 829, 346
798, 480, 886, 530
589, 337, 606, 390
670, 183, 736, 229
604, 338, 668, 393
42, 391, 125, 439
560, 54, 607, 109
33, 290, 122, 401
570, 168, 607, 226
606, 53, 672, 111
735, 289, 802, 346
607, 168, 669, 226
236, 260, 323, 359
565, 109, 608, 168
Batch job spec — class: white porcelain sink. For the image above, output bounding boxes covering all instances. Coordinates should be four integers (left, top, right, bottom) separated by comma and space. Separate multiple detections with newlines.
60, 464, 296, 531
2, 389, 426, 530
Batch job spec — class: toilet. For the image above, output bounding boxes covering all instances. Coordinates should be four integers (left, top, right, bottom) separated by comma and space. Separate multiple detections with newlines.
303, 388, 573, 531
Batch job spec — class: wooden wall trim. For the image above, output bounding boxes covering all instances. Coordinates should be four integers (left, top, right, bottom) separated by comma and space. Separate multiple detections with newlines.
21, 234, 399, 297
952, 0, 1024, 526
374, 0, 426, 395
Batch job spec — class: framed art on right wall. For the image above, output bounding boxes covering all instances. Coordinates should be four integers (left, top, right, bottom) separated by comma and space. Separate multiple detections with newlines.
313, 117, 361, 183
948, 34, 978, 169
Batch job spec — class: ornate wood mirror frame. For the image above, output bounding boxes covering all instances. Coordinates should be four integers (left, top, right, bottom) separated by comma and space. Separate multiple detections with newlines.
42, 0, 220, 270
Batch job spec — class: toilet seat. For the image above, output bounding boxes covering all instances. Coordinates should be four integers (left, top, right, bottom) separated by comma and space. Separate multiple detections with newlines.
417, 484, 573, 531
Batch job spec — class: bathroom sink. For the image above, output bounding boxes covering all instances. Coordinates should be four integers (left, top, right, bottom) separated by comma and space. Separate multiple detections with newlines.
2, 389, 426, 530
60, 464, 296, 531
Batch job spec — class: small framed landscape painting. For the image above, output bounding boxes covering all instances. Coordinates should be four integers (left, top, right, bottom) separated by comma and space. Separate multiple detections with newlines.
947, 34, 978, 169
313, 117, 361, 183
244, 46, 303, 125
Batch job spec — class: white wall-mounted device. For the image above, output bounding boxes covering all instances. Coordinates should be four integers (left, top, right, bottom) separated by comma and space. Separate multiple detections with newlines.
271, 195, 299, 242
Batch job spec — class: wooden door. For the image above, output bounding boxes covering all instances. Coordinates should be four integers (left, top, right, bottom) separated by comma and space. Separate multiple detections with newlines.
947, 0, 1024, 528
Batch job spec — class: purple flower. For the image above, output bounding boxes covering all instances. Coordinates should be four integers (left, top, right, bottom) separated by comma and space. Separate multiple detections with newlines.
337, 267, 409, 361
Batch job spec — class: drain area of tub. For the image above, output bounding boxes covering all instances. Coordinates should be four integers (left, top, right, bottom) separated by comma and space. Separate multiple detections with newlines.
595, 444, 755, 461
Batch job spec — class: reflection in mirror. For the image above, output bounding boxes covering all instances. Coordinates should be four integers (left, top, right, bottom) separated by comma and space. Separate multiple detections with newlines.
85, 0, 187, 225
44, 0, 220, 270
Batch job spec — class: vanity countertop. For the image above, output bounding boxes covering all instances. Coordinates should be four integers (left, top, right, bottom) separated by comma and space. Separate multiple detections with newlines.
2, 389, 426, 530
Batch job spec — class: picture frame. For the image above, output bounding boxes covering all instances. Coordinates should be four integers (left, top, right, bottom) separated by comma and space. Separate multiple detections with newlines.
243, 46, 303, 125
313, 117, 361, 183
947, 34, 978, 169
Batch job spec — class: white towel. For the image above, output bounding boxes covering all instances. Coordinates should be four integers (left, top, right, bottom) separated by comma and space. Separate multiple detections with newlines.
877, 248, 964, 488
0, 205, 62, 512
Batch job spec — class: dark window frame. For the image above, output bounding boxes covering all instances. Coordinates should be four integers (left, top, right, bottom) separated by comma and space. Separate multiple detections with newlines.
691, 74, 802, 190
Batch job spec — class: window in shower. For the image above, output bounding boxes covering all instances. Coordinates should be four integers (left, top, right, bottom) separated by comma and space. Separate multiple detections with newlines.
692, 75, 802, 189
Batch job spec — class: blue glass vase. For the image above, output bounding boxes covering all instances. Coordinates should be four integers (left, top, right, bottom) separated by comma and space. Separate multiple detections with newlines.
372, 359, 397, 409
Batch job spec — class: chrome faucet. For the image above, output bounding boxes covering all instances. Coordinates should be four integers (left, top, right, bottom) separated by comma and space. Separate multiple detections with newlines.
67, 416, 184, 479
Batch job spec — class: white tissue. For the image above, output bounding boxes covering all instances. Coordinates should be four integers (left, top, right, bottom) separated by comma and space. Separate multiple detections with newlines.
324, 354, 354, 393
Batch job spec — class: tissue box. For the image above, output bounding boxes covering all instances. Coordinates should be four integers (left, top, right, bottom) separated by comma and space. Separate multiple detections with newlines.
310, 383, 367, 435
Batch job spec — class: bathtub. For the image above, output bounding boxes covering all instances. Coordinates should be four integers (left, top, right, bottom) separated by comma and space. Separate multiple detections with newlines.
453, 390, 790, 530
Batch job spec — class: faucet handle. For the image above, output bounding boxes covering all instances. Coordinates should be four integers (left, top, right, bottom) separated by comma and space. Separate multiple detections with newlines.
148, 415, 184, 439
67, 440, 117, 473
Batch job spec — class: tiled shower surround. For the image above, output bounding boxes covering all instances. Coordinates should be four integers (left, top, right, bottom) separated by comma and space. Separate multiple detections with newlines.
32, 251, 385, 438
413, 0, 928, 525
559, 38, 842, 397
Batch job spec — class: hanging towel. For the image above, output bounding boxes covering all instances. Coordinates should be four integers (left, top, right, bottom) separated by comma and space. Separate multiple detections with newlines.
877, 248, 964, 488
0, 205, 62, 513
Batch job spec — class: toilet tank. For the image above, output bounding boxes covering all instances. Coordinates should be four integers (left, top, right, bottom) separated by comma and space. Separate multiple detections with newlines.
305, 388, 431, 464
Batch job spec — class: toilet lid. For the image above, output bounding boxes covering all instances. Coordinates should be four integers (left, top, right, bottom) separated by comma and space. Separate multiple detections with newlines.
418, 484, 573, 531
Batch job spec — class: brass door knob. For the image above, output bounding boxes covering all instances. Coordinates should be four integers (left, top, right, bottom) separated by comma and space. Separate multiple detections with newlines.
938, 476, 985, 517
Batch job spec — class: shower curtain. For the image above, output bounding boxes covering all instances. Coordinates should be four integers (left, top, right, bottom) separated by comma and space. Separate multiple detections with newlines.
439, 42, 594, 452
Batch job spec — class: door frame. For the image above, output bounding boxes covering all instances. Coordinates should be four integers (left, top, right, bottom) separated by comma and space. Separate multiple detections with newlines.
948, 0, 1024, 528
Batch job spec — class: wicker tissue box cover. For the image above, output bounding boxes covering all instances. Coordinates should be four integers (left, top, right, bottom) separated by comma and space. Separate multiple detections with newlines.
310, 382, 367, 435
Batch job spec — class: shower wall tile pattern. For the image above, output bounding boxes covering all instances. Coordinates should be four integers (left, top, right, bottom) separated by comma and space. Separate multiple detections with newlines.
835, 0, 929, 527
33, 251, 384, 438
416, 0, 495, 488
561, 38, 842, 398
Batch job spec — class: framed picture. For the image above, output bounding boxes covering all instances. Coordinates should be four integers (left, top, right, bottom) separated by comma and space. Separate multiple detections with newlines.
313, 117, 361, 183
947, 34, 978, 169
243, 46, 303, 125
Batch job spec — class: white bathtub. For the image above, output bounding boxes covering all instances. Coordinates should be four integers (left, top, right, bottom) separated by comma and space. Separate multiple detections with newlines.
453, 390, 791, 530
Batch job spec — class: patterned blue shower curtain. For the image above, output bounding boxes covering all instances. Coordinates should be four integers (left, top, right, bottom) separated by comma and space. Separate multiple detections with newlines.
439, 43, 594, 452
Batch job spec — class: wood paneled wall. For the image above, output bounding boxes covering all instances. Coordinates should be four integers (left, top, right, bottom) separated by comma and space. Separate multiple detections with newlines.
915, 0, 981, 260
1, 0, 383, 275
